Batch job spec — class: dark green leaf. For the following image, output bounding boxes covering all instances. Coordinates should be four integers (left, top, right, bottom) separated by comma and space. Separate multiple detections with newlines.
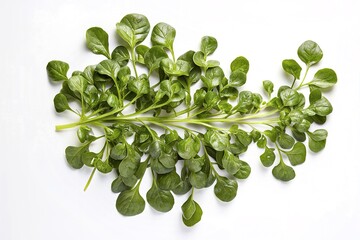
297, 40, 323, 66
214, 176, 238, 202
95, 59, 121, 80
182, 198, 202, 227
116, 14, 150, 48
278, 132, 295, 149
53, 93, 70, 112
272, 162, 295, 181
146, 181, 174, 212
151, 22, 176, 51
177, 135, 200, 159
110, 143, 127, 160
280, 88, 300, 107
47, 60, 69, 81
111, 46, 130, 65
86, 27, 110, 58
284, 142, 306, 166
116, 187, 145, 216
233, 160, 251, 179
95, 159, 113, 173
189, 171, 208, 189
282, 59, 302, 79
157, 170, 181, 190
128, 75, 150, 95
260, 146, 275, 167
144, 46, 168, 73
65, 145, 88, 169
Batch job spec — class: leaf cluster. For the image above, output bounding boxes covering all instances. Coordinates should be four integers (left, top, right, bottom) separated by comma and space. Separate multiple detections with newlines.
48, 14, 337, 227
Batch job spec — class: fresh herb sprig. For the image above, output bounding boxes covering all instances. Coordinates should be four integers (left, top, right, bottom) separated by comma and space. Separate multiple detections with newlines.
48, 13, 337, 227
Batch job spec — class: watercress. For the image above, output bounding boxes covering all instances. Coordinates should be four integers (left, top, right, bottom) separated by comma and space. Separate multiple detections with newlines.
48, 13, 337, 227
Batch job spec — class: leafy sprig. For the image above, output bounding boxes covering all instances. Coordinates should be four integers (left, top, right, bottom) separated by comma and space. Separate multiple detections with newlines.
48, 13, 337, 227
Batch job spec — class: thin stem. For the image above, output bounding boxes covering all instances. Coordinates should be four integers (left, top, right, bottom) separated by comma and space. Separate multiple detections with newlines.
130, 47, 138, 78
84, 168, 96, 191
275, 142, 284, 164
290, 77, 296, 89
296, 65, 310, 90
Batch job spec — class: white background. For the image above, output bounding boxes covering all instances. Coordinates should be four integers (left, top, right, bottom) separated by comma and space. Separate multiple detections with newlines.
1, 0, 360, 239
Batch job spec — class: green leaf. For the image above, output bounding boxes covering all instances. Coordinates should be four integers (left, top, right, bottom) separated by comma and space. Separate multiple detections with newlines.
151, 22, 176, 51
86, 27, 110, 59
309, 89, 322, 104
260, 146, 275, 167
282, 59, 302, 79
182, 197, 202, 227
157, 170, 181, 190
308, 138, 326, 152
229, 69, 247, 87
220, 86, 239, 100
119, 147, 140, 178
177, 135, 200, 159
68, 75, 87, 94
201, 66, 224, 89
221, 150, 241, 175
297, 40, 323, 66
116, 14, 150, 48
309, 97, 333, 116
309, 68, 337, 89
214, 176, 238, 202
65, 145, 88, 169
95, 59, 121, 80
233, 160, 251, 179
111, 176, 129, 193
77, 125, 91, 143
181, 195, 196, 220
200, 36, 217, 56
111, 46, 130, 65
278, 132, 295, 149
47, 60, 69, 81
230, 56, 249, 73
161, 59, 191, 76
272, 162, 295, 181
146, 181, 174, 212
81, 151, 96, 167
53, 93, 70, 112
280, 88, 300, 107
204, 130, 229, 151
186, 156, 206, 173
135, 45, 149, 64
189, 171, 208, 189
107, 94, 120, 108
110, 143, 127, 160
128, 75, 150, 95
284, 142, 306, 166
308, 129, 328, 141
95, 159, 113, 173
307, 129, 327, 152
263, 80, 274, 96
116, 187, 145, 216
144, 46, 168, 73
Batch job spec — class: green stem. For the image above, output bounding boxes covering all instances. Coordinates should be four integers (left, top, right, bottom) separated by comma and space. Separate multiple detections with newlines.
296, 65, 310, 90
275, 142, 285, 165
130, 47, 138, 78
84, 168, 96, 191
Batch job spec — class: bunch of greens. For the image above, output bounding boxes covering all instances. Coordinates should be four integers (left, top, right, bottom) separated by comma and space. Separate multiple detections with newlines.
48, 13, 337, 227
